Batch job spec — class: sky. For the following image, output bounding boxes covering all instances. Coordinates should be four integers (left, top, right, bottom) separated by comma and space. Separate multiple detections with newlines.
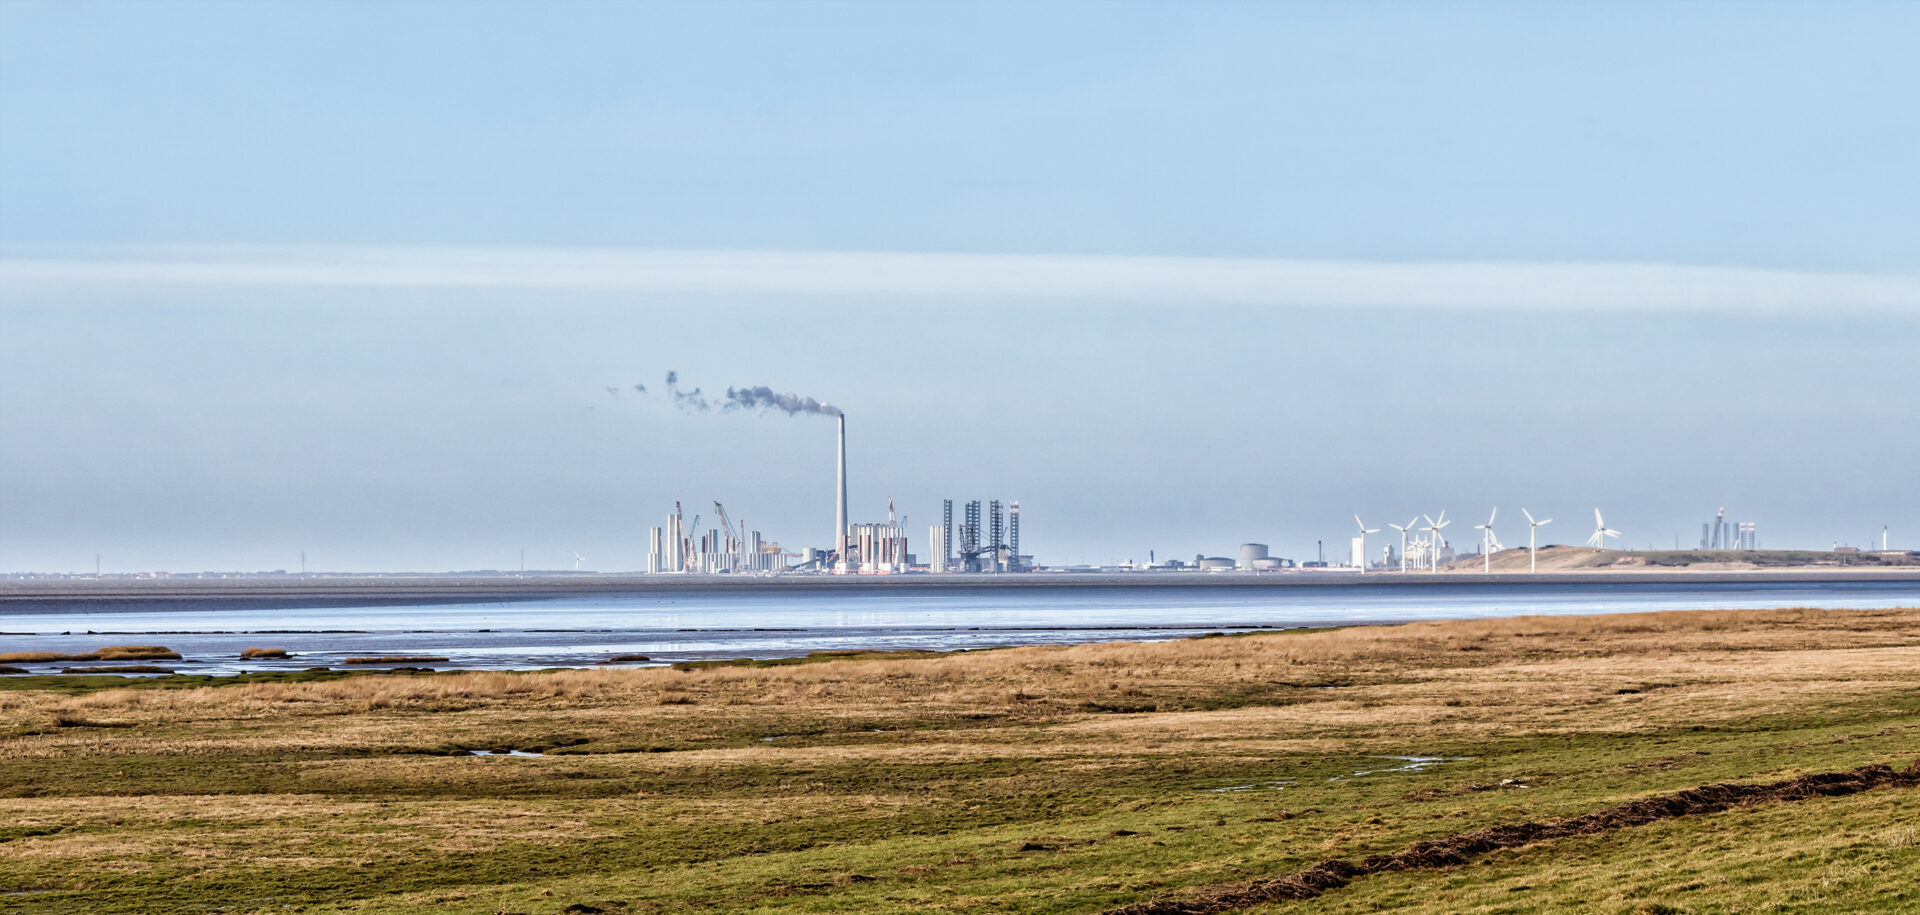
1, 1, 1916, 572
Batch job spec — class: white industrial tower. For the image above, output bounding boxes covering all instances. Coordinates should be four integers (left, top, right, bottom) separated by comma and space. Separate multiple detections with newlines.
834, 414, 849, 573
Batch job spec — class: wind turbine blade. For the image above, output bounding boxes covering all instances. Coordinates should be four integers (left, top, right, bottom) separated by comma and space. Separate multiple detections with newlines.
1487, 507, 1497, 525
1540, 518, 1552, 526
1595, 508, 1604, 526
1522, 508, 1535, 524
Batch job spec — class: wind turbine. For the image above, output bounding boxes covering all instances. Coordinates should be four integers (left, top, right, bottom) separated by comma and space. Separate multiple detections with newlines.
1423, 512, 1450, 571
1587, 509, 1621, 550
1387, 516, 1418, 571
1474, 508, 1501, 573
572, 551, 586, 571
1354, 516, 1380, 573
1522, 509, 1552, 573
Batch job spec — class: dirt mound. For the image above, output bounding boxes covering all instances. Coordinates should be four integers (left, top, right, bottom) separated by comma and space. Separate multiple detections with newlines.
1106, 760, 1920, 914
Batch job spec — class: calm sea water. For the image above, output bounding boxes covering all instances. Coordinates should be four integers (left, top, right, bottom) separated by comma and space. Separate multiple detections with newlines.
3, 580, 1917, 675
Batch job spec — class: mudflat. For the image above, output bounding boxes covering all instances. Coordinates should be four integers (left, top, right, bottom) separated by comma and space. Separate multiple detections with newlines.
5, 564, 1920, 615
3, 606, 1919, 913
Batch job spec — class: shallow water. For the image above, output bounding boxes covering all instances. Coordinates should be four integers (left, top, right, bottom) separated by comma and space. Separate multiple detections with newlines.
2, 580, 1916, 675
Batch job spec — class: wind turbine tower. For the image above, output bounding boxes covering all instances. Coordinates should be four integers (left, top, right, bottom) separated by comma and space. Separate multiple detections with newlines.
1474, 508, 1501, 573
1522, 509, 1552, 573
1423, 512, 1450, 572
1353, 516, 1380, 573
1388, 517, 1417, 572
1587, 509, 1621, 550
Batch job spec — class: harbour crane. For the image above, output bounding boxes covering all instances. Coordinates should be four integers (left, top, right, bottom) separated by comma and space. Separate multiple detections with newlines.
713, 501, 745, 554
684, 513, 702, 571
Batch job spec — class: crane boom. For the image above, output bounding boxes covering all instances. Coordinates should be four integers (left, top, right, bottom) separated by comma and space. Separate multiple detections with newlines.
713, 502, 737, 554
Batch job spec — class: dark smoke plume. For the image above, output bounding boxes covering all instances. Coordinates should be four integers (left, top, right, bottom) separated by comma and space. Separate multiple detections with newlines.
664, 370, 709, 411
725, 386, 843, 417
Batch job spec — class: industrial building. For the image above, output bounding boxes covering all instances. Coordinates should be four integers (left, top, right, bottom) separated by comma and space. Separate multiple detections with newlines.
1236, 543, 1288, 571
646, 501, 789, 574
844, 521, 911, 573
1700, 508, 1759, 550
928, 498, 1028, 572
641, 412, 1029, 574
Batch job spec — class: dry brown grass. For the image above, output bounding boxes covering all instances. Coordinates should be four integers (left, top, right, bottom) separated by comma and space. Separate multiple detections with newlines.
4, 606, 1916, 764
94, 645, 181, 661
0, 645, 181, 663
239, 647, 290, 659
0, 651, 70, 663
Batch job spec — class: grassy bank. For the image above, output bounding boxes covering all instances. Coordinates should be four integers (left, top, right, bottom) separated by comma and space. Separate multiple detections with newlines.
2, 607, 1918, 914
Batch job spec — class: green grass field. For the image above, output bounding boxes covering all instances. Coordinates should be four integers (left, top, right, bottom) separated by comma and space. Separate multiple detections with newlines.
3, 607, 1917, 914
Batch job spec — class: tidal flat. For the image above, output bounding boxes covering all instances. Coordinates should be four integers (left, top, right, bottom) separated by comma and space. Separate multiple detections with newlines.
3, 607, 1919, 914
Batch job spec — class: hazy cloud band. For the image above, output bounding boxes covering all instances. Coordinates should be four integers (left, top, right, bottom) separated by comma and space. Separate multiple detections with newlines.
4, 245, 1918, 313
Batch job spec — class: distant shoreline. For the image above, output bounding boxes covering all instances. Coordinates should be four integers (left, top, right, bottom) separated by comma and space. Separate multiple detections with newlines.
5, 569, 1920, 614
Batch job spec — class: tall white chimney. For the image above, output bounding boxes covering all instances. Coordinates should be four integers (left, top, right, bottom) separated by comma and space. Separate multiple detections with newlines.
834, 414, 848, 572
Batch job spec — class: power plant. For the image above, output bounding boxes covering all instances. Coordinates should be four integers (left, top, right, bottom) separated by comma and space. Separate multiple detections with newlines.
642, 409, 1027, 574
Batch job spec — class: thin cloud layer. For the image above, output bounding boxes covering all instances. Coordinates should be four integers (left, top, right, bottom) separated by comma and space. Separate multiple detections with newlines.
3, 245, 1919, 313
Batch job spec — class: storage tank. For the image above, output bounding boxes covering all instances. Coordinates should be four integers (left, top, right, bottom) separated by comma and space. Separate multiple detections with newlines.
1238, 543, 1269, 570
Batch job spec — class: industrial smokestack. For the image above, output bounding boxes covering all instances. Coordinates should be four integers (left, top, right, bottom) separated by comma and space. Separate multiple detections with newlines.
835, 414, 848, 572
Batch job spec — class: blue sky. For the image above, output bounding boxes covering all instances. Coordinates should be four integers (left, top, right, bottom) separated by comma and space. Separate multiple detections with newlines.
1, 1, 1916, 571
